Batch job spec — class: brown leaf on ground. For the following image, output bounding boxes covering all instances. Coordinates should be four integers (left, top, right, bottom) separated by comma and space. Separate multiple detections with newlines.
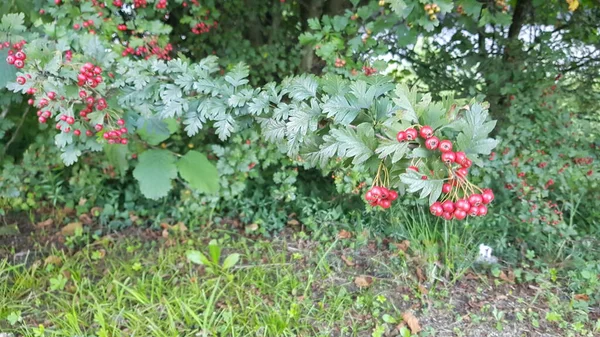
61, 222, 82, 236
574, 294, 590, 301
341, 255, 355, 267
415, 267, 426, 282
78, 198, 87, 206
418, 284, 428, 295
44, 255, 62, 266
402, 311, 422, 333
337, 230, 352, 239
79, 213, 93, 226
174, 222, 187, 232
162, 229, 169, 238
63, 207, 75, 216
354, 276, 373, 288
129, 212, 139, 222
36, 218, 54, 229
395, 240, 411, 252
499, 270, 515, 283
90, 207, 103, 216
287, 219, 300, 226
246, 223, 259, 232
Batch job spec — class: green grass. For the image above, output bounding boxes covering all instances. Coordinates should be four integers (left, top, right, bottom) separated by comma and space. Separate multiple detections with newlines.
1, 215, 599, 337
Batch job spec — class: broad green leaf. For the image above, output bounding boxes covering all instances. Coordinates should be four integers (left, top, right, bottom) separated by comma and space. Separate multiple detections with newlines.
208, 240, 221, 264
323, 95, 361, 125
0, 49, 16, 88
105, 144, 129, 176
133, 149, 177, 200
393, 84, 418, 122
177, 151, 220, 194
375, 141, 409, 163
186, 250, 210, 265
221, 253, 240, 270
137, 117, 179, 145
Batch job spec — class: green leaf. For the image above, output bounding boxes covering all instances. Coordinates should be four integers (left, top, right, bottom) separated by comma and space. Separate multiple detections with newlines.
331, 123, 376, 165
177, 150, 220, 194
400, 170, 444, 205
224, 63, 249, 87
208, 240, 221, 264
375, 141, 409, 163
392, 84, 418, 122
323, 95, 361, 125
186, 250, 210, 265
60, 145, 82, 166
137, 117, 179, 145
287, 74, 318, 100
221, 253, 240, 270
105, 144, 129, 176
0, 49, 16, 88
133, 149, 177, 200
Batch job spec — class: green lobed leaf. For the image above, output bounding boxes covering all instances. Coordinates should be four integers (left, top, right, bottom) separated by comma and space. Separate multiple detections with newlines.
176, 150, 220, 194
133, 149, 177, 200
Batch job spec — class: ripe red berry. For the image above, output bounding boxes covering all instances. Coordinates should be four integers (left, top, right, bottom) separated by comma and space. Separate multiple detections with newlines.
14, 51, 26, 60
481, 189, 494, 204
16, 76, 26, 85
419, 125, 433, 139
405, 128, 418, 141
66, 116, 75, 125
456, 168, 468, 179
14, 59, 24, 68
407, 166, 419, 172
94, 124, 103, 131
477, 205, 488, 216
117, 118, 125, 126
430, 202, 443, 216
388, 190, 398, 201
454, 209, 467, 220
27, 99, 34, 105
379, 199, 391, 209
442, 212, 453, 220
365, 191, 375, 201
461, 158, 472, 169
396, 131, 407, 142
6, 55, 15, 64
47, 91, 56, 100
79, 90, 87, 98
85, 130, 93, 137
455, 199, 470, 212
468, 206, 479, 217
38, 116, 47, 123
441, 152, 456, 164
441, 200, 455, 213
454, 151, 467, 165
74, 129, 81, 136
442, 183, 452, 194
439, 140, 453, 153
425, 136, 439, 150
73, 23, 80, 30
370, 186, 383, 200
39, 98, 49, 108
468, 194, 483, 207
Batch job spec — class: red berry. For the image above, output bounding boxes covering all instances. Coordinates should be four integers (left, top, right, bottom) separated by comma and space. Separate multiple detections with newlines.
60, 115, 67, 121
408, 166, 419, 172
95, 124, 103, 131
442, 183, 452, 194
388, 190, 398, 201
441, 200, 455, 213
66, 116, 75, 125
419, 125, 433, 139
79, 90, 87, 98
39, 99, 49, 108
481, 189, 494, 204
6, 55, 15, 64
27, 99, 34, 105
14, 51, 26, 60
16, 76, 26, 85
441, 152, 456, 164
405, 128, 418, 141
120, 127, 128, 134
430, 202, 443, 216
396, 131, 407, 142
14, 59, 24, 68
370, 186, 383, 199
468, 206, 479, 217
47, 91, 56, 100
468, 194, 483, 207
439, 140, 453, 153
442, 212, 453, 220
117, 118, 125, 126
73, 23, 81, 30
461, 158, 472, 169
455, 199, 470, 212
365, 191, 375, 201
38, 116, 47, 123
379, 199, 391, 209
454, 151, 467, 165
85, 130, 93, 137
425, 136, 439, 150
454, 209, 467, 220
42, 111, 51, 118
74, 129, 81, 136
478, 204, 488, 216
456, 168, 468, 179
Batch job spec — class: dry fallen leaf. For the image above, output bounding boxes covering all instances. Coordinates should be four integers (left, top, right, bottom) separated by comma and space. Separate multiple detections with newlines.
341, 255, 355, 267
162, 229, 169, 238
44, 255, 62, 266
354, 276, 373, 288
417, 284, 428, 295
61, 222, 82, 236
415, 267, 426, 282
402, 311, 422, 334
574, 294, 590, 301
498, 270, 515, 283
78, 198, 87, 206
395, 240, 411, 252
246, 223, 259, 231
174, 222, 187, 232
129, 212, 139, 223
287, 219, 300, 226
36, 218, 54, 229
337, 230, 352, 239
90, 207, 103, 216
79, 213, 93, 226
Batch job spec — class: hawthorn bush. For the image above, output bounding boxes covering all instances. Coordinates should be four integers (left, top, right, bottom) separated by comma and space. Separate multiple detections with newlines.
0, 0, 598, 257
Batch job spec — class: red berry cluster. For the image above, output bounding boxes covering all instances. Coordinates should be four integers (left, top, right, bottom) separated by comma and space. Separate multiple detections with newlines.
191, 21, 217, 35
133, 0, 148, 8
122, 39, 173, 60
397, 125, 494, 220
73, 19, 97, 34
362, 66, 376, 76
156, 0, 168, 9
365, 186, 398, 209
77, 62, 104, 88
3, 40, 27, 69
334, 58, 346, 68
101, 119, 129, 144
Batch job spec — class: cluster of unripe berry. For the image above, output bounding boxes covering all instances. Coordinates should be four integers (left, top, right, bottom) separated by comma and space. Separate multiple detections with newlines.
424, 3, 440, 21
77, 62, 104, 88
334, 58, 346, 68
365, 186, 398, 209
3, 40, 27, 69
397, 124, 495, 220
